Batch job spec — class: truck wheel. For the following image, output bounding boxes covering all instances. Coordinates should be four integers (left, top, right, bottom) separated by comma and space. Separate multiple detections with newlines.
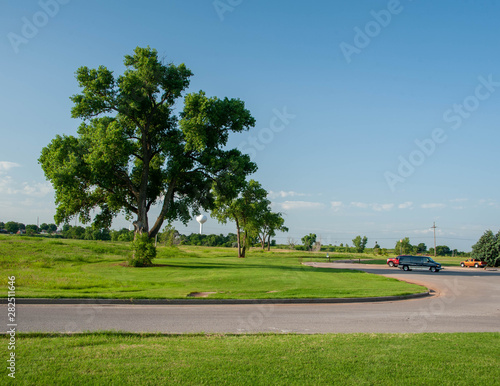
460, 263, 465, 267
403, 265, 410, 271
474, 263, 479, 268
388, 261, 394, 267
430, 266, 437, 272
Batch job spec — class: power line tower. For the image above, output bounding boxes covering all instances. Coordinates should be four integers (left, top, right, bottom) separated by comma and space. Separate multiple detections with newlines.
431, 222, 437, 257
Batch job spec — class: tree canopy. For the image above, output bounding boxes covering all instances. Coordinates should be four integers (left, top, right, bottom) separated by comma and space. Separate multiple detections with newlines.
39, 46, 256, 264
352, 235, 368, 253
471, 230, 500, 267
212, 179, 269, 258
395, 237, 413, 255
256, 211, 288, 250
301, 233, 317, 251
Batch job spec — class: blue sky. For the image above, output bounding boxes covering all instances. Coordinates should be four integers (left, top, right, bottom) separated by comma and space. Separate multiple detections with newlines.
1, 0, 499, 251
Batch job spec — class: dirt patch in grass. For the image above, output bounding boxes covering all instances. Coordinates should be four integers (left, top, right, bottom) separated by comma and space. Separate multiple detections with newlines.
187, 292, 217, 298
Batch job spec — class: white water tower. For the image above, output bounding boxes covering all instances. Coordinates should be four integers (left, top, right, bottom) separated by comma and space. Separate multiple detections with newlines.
196, 214, 207, 234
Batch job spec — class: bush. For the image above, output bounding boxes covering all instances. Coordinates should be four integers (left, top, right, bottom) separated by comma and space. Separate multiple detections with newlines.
111, 228, 134, 242
129, 233, 156, 267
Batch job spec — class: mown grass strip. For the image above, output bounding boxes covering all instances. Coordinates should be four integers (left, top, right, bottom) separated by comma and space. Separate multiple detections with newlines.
5, 332, 499, 385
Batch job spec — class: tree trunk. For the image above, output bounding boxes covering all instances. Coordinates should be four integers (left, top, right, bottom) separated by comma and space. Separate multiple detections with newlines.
148, 181, 176, 239
240, 231, 247, 258
267, 235, 271, 251
133, 206, 149, 238
135, 125, 152, 238
235, 218, 243, 258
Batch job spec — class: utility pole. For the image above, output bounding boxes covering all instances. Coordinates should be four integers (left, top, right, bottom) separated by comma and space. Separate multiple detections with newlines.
431, 222, 437, 257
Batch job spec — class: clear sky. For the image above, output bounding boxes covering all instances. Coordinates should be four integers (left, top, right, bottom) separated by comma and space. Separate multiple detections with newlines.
1, 0, 499, 251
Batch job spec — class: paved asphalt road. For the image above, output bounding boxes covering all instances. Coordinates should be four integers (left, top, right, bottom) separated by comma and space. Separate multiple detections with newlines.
5, 264, 500, 333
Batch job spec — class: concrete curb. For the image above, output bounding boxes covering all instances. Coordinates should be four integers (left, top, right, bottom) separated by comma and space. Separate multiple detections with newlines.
1, 291, 430, 305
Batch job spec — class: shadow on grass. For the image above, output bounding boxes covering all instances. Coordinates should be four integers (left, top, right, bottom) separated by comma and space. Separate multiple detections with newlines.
139, 262, 361, 274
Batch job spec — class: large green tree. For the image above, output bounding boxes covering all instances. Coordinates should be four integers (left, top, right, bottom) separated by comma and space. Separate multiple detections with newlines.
40, 46, 256, 265
471, 230, 500, 267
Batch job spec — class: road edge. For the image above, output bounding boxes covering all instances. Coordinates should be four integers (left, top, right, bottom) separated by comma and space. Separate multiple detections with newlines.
1, 291, 430, 305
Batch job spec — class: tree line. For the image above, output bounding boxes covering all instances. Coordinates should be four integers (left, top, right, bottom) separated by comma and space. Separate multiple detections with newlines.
0, 221, 57, 235
394, 237, 468, 256
0, 219, 280, 248
290, 234, 469, 257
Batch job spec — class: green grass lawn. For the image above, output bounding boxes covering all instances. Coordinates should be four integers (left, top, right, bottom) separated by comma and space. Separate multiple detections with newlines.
430, 255, 470, 267
0, 235, 425, 299
6, 332, 499, 385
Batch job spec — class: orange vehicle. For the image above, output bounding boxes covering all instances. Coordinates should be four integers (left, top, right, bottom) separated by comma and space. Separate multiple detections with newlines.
460, 258, 487, 268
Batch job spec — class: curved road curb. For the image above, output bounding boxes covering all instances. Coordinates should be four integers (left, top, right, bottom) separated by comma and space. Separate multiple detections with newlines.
1, 291, 430, 305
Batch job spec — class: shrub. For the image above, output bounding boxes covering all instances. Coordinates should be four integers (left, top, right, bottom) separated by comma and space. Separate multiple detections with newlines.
129, 233, 156, 267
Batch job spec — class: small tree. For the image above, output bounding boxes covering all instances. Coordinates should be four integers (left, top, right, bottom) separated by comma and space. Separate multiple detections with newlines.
62, 224, 86, 239
352, 235, 368, 253
257, 211, 288, 250
84, 225, 111, 241
417, 243, 427, 253
436, 245, 451, 256
213, 180, 267, 258
395, 237, 413, 255
301, 233, 317, 251
160, 224, 179, 247
25, 224, 39, 236
111, 228, 134, 242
